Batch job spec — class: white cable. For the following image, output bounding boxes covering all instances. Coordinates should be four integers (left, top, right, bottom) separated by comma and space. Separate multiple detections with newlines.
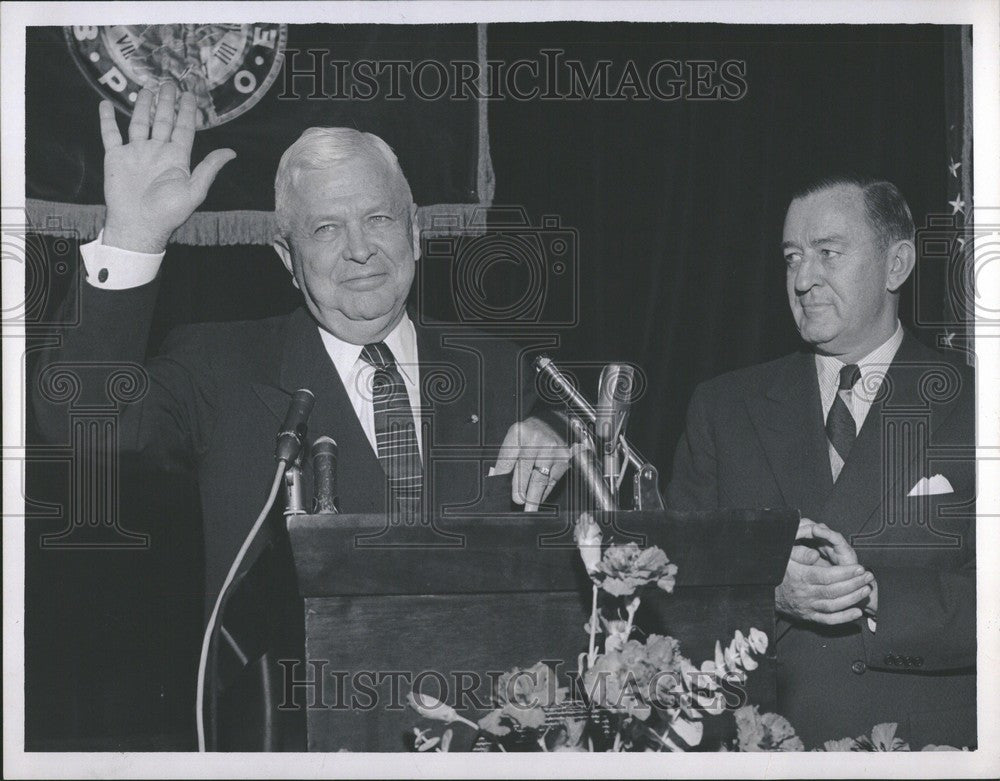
195, 461, 286, 752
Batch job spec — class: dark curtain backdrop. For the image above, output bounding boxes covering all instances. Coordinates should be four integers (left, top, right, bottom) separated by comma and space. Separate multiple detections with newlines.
25, 22, 959, 750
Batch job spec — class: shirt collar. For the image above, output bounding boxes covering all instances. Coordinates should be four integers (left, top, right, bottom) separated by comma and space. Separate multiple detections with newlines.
815, 321, 904, 399
317, 312, 418, 387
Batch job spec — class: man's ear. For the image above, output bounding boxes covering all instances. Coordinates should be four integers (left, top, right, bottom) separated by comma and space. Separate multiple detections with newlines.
886, 239, 916, 293
410, 203, 421, 261
273, 235, 299, 289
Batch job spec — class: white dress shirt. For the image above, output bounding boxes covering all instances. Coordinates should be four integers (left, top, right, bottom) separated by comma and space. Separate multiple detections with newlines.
813, 323, 904, 634
79, 233, 422, 458
814, 321, 904, 482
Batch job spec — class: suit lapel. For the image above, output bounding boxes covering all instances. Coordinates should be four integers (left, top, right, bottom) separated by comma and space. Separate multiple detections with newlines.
252, 307, 386, 514
413, 319, 478, 456
745, 351, 834, 515
826, 332, 966, 536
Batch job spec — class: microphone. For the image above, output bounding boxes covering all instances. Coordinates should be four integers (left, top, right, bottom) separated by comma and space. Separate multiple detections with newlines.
595, 364, 634, 453
534, 356, 641, 469
533, 356, 598, 425
275, 389, 315, 463
568, 417, 615, 511
534, 354, 664, 510
312, 436, 339, 514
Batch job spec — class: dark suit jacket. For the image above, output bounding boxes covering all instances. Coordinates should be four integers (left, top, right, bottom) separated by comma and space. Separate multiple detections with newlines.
665, 332, 976, 749
32, 278, 539, 615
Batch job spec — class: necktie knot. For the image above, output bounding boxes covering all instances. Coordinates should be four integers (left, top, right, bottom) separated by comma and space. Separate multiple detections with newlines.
361, 341, 395, 371
838, 363, 861, 392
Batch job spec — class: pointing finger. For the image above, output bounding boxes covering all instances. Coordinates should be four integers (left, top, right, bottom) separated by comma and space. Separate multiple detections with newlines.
492, 425, 519, 476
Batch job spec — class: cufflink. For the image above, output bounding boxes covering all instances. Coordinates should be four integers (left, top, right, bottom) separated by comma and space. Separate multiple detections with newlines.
97, 268, 109, 283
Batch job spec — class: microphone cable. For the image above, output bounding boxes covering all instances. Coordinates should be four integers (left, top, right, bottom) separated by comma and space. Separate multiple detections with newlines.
195, 460, 286, 752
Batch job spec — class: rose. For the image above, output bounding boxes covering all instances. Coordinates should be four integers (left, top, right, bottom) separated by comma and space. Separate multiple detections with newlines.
596, 542, 678, 597
644, 634, 681, 673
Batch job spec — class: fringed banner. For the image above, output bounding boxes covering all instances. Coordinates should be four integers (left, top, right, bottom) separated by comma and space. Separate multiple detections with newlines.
24, 199, 491, 245
26, 23, 493, 244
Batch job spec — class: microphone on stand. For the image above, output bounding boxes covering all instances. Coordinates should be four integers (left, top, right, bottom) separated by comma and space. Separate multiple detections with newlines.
568, 417, 615, 511
312, 436, 339, 514
595, 364, 635, 499
198, 386, 316, 751
275, 389, 315, 463
533, 355, 664, 510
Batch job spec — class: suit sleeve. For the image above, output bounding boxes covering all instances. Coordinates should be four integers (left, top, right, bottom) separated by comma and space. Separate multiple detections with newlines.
665, 383, 720, 511
860, 490, 976, 671
859, 386, 976, 672
861, 558, 975, 671
30, 268, 218, 472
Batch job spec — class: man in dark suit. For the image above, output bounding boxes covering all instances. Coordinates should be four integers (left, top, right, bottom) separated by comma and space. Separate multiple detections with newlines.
30, 84, 572, 748
32, 82, 569, 605
666, 176, 975, 749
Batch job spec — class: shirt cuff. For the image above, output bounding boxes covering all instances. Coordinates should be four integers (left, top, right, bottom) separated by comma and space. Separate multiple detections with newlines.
80, 230, 164, 290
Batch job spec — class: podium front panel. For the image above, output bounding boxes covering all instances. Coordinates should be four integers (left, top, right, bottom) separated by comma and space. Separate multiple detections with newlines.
285, 509, 797, 751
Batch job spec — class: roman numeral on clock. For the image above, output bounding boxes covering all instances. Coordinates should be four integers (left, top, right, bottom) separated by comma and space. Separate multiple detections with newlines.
214, 41, 239, 65
115, 33, 136, 60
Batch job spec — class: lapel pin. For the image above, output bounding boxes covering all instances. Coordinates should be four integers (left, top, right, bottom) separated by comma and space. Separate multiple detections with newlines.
468, 414, 479, 423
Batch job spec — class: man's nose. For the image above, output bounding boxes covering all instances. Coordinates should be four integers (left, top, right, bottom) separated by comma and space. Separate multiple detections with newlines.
793, 254, 823, 293
342, 223, 375, 263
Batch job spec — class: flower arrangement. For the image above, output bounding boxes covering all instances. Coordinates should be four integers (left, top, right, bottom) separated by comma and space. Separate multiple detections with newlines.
406, 511, 967, 753
407, 512, 769, 752
730, 710, 967, 752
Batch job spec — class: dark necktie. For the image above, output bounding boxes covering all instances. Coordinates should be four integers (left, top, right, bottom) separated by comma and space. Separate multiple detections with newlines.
826, 363, 862, 464
360, 342, 423, 514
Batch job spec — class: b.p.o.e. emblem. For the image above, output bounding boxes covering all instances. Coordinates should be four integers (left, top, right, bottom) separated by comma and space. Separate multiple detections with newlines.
65, 24, 287, 129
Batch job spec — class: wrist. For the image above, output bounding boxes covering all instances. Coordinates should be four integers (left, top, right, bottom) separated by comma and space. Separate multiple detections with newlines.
103, 220, 169, 254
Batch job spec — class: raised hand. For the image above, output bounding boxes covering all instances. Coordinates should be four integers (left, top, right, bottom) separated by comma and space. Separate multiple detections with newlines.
100, 82, 236, 253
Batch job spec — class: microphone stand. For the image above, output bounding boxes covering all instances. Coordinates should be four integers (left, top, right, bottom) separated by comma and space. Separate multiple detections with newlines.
533, 356, 665, 511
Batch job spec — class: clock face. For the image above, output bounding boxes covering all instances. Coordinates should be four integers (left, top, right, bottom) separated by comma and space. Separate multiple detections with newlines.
65, 23, 287, 129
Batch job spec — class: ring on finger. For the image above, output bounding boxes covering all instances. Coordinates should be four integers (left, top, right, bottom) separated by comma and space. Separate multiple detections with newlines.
533, 465, 552, 477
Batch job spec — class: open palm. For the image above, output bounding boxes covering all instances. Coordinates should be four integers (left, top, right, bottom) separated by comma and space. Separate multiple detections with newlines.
100, 83, 235, 253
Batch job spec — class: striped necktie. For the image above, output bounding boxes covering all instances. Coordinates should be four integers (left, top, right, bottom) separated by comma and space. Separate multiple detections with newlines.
360, 341, 422, 514
826, 363, 862, 470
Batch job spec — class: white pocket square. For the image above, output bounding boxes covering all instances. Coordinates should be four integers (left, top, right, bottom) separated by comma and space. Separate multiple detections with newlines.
907, 474, 954, 497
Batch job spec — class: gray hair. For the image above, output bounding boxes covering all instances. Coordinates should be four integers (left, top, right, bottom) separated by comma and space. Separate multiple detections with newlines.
791, 175, 915, 255
274, 127, 413, 236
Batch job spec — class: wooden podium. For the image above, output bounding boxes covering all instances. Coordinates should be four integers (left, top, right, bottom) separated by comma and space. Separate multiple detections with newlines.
282, 508, 798, 752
